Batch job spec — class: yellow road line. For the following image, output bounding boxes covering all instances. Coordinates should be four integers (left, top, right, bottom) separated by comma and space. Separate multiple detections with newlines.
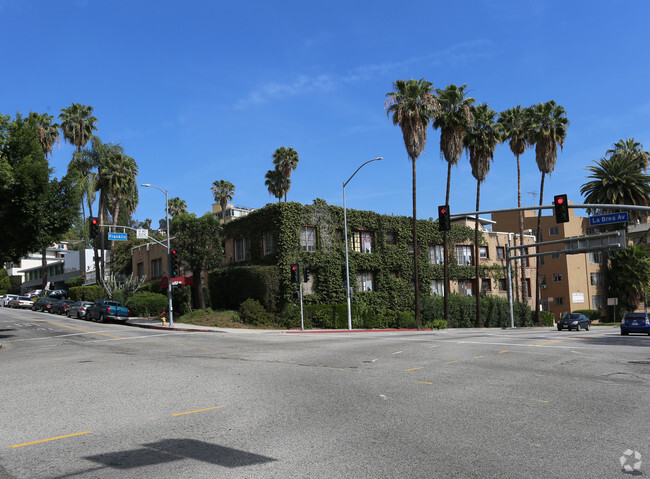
323, 366, 345, 371
172, 406, 223, 416
416, 381, 433, 385
404, 367, 424, 372
10, 431, 91, 448
277, 359, 297, 363
35, 320, 124, 339
473, 356, 484, 359
444, 360, 457, 365
528, 338, 581, 347
498, 350, 508, 354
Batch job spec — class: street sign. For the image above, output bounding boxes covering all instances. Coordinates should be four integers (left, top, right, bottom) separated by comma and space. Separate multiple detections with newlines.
589, 212, 628, 226
108, 232, 128, 241
136, 228, 149, 239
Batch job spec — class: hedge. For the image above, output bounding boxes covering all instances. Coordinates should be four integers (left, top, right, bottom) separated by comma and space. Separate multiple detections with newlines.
126, 292, 169, 317
209, 266, 281, 312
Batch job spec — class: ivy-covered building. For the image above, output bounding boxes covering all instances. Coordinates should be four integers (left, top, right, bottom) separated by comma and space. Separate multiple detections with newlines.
214, 200, 536, 312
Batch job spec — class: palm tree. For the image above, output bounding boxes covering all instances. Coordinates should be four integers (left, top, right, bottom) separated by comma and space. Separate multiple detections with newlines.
211, 180, 235, 219
433, 83, 474, 327
529, 100, 569, 325
59, 103, 98, 152
28, 112, 60, 157
105, 153, 139, 245
580, 154, 650, 223
498, 105, 534, 302
168, 197, 188, 216
265, 168, 287, 202
272, 147, 299, 202
385, 78, 439, 329
606, 138, 649, 171
464, 104, 502, 327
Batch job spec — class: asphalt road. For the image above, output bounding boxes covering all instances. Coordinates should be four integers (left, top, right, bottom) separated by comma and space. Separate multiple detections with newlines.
0, 306, 648, 478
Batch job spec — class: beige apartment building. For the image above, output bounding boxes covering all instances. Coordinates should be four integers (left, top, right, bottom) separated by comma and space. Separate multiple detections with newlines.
492, 206, 609, 319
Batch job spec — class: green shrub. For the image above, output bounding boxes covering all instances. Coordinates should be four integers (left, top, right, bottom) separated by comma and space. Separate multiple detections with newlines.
573, 309, 602, 322
66, 276, 83, 288
239, 298, 274, 327
210, 266, 281, 312
126, 292, 169, 317
540, 310, 554, 327
68, 285, 104, 302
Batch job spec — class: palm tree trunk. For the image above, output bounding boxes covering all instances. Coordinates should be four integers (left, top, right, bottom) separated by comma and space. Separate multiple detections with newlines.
475, 180, 483, 328
41, 249, 48, 291
517, 152, 528, 305
443, 161, 452, 328
535, 172, 546, 326
412, 158, 421, 330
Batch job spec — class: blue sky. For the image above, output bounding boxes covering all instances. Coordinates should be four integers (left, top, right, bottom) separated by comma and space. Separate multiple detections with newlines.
2, 0, 650, 225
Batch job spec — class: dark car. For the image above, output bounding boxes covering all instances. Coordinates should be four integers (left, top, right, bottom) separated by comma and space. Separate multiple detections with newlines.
48, 290, 68, 300
51, 299, 75, 315
620, 312, 650, 336
33, 297, 56, 312
67, 301, 95, 319
557, 313, 590, 331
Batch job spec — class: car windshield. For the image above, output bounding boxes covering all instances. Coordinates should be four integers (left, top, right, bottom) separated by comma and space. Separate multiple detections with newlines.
562, 314, 579, 319
625, 314, 647, 319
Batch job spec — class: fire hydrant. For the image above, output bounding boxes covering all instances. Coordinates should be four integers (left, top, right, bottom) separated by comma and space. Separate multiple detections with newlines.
162, 316, 167, 327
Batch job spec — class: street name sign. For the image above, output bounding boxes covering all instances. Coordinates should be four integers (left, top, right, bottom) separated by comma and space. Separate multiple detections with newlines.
589, 212, 628, 226
108, 232, 128, 241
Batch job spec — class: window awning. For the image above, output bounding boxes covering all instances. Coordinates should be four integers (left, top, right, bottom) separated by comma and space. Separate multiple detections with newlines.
160, 276, 194, 288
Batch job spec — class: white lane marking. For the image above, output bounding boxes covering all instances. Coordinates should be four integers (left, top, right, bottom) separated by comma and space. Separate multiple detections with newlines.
392, 351, 403, 355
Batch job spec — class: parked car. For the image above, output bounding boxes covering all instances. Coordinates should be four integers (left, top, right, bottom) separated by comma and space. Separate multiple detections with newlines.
50, 299, 75, 315
85, 299, 130, 323
620, 312, 650, 336
67, 301, 95, 319
32, 297, 56, 312
26, 290, 41, 299
48, 290, 68, 299
8, 296, 34, 309
557, 313, 591, 331
1, 294, 18, 307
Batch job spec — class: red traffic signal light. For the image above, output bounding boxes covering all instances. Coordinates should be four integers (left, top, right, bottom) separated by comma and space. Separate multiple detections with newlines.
170, 249, 179, 277
89, 217, 99, 239
438, 205, 451, 231
554, 194, 569, 223
290, 264, 299, 283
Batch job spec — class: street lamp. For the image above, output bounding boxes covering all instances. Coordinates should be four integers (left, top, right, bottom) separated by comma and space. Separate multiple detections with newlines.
343, 157, 382, 330
141, 183, 174, 327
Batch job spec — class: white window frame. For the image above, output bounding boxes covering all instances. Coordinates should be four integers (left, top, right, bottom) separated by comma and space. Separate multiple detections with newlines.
496, 247, 505, 260
590, 272, 603, 286
429, 245, 444, 265
263, 231, 274, 255
592, 295, 605, 309
589, 251, 603, 264
301, 226, 317, 252
356, 271, 374, 292
479, 246, 488, 259
235, 236, 251, 262
352, 231, 374, 253
431, 279, 444, 295
459, 280, 473, 296
456, 246, 473, 266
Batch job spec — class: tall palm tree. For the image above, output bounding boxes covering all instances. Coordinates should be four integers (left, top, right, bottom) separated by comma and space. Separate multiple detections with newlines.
59, 103, 98, 152
28, 112, 60, 157
606, 138, 649, 171
498, 105, 534, 302
433, 83, 474, 327
580, 154, 650, 223
265, 168, 287, 202
211, 180, 235, 218
105, 153, 139, 246
529, 100, 569, 325
464, 104, 502, 327
168, 197, 188, 216
385, 78, 439, 329
272, 147, 299, 202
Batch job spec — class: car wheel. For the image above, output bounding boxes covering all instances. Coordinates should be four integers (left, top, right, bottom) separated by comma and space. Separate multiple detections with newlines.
621, 331, 629, 336
85, 312, 90, 321
557, 326, 562, 331
585, 324, 590, 331
98, 313, 105, 323
576, 324, 581, 331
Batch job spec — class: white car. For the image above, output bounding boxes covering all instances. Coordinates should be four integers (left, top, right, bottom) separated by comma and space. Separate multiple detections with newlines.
1, 294, 18, 307
8, 296, 34, 309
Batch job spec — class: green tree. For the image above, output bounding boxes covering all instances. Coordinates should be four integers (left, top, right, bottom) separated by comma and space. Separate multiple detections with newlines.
606, 138, 649, 171
433, 83, 474, 327
498, 105, 534, 302
59, 103, 98, 152
104, 151, 138, 247
264, 168, 288, 202
211, 179, 235, 216
529, 100, 569, 325
28, 112, 60, 157
170, 212, 223, 310
385, 78, 439, 329
464, 104, 502, 327
272, 147, 299, 202
607, 244, 650, 314
168, 197, 187, 216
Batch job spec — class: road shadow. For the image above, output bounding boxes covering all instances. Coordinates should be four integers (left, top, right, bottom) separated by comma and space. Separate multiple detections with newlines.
0, 328, 15, 339
81, 438, 276, 471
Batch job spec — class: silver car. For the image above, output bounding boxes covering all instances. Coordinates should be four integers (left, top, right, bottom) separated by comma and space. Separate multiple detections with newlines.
67, 301, 95, 319
8, 296, 34, 309
1, 294, 18, 307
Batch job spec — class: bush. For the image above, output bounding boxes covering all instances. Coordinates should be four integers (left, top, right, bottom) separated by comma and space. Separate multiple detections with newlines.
68, 285, 104, 302
540, 310, 554, 327
210, 266, 281, 312
239, 298, 274, 327
573, 309, 602, 322
126, 292, 169, 317
421, 294, 533, 328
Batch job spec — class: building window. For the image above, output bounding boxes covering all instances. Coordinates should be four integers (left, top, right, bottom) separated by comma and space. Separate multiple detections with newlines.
151, 258, 162, 278
459, 280, 473, 296
590, 272, 603, 286
352, 231, 374, 253
481, 278, 491, 293
385, 232, 397, 245
356, 272, 373, 292
551, 252, 561, 259
525, 278, 532, 297
137, 262, 144, 278
456, 246, 473, 266
521, 247, 530, 266
586, 227, 600, 235
496, 247, 505, 260
431, 280, 444, 296
549, 226, 559, 236
498, 278, 507, 291
554, 296, 564, 306
552, 273, 563, 282
407, 243, 414, 255
538, 255, 545, 266
589, 251, 603, 264
540, 275, 547, 288
235, 236, 251, 262
592, 295, 605, 309
479, 246, 488, 259
429, 245, 444, 265
263, 231, 275, 255
301, 226, 317, 252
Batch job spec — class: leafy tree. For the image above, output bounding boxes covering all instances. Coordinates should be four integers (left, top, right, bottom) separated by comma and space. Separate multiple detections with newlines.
271, 147, 299, 202
168, 197, 187, 216
28, 112, 60, 157
499, 105, 534, 301
211, 179, 235, 215
464, 104, 502, 327
385, 78, 439, 329
529, 100, 569, 324
264, 168, 288, 202
607, 245, 650, 314
170, 212, 223, 310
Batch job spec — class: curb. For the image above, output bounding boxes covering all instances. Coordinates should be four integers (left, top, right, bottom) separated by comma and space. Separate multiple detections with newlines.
285, 328, 434, 334
125, 322, 223, 333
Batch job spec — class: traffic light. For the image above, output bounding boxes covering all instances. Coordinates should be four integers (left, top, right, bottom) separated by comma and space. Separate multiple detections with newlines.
438, 205, 451, 231
89, 217, 99, 239
554, 194, 569, 223
303, 268, 310, 283
170, 249, 179, 278
290, 264, 299, 283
